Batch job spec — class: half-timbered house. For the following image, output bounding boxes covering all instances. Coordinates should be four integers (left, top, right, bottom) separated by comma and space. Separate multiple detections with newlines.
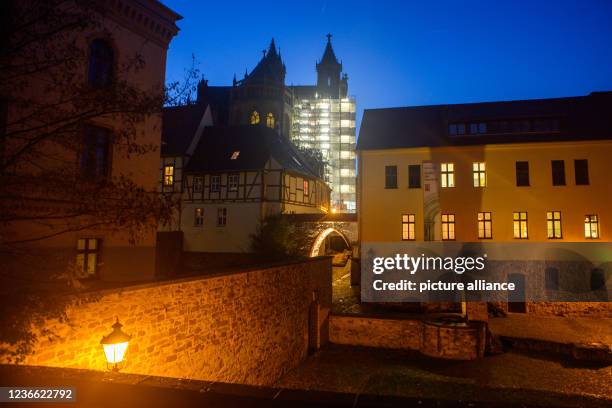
160, 105, 330, 254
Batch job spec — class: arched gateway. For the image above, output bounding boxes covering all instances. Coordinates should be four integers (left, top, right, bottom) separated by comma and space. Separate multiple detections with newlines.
281, 213, 357, 257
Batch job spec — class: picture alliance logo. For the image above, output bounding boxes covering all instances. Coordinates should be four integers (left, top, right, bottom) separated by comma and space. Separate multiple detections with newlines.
372, 253, 488, 275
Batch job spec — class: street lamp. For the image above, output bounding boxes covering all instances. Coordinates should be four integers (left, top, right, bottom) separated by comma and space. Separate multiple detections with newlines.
100, 318, 131, 371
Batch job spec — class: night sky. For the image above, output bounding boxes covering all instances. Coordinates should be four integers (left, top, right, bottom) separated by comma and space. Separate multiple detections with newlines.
163, 0, 612, 130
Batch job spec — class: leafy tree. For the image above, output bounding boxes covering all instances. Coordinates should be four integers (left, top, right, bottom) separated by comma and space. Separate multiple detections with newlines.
250, 214, 305, 260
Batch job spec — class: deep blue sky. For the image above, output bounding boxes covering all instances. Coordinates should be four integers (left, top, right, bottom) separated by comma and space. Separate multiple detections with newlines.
164, 0, 612, 129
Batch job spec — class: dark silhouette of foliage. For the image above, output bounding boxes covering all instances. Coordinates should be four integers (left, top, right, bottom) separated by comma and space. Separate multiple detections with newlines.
250, 214, 306, 260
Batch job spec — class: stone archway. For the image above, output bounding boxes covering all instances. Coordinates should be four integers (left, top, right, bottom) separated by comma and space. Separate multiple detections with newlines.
309, 227, 351, 258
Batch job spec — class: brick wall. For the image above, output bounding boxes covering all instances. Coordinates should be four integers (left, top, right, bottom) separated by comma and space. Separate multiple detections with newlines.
490, 301, 612, 317
5, 258, 332, 386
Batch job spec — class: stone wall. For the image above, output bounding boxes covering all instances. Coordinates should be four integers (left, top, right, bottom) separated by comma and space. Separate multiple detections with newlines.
6, 258, 332, 386
528, 302, 612, 317
490, 301, 612, 317
329, 314, 486, 360
329, 315, 422, 351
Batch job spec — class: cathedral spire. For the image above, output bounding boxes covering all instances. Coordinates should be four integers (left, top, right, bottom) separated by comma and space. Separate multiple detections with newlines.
267, 38, 278, 58
316, 34, 344, 97
319, 33, 340, 66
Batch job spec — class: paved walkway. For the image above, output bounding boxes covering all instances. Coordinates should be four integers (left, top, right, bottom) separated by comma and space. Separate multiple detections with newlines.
278, 344, 612, 408
2, 364, 578, 408
489, 315, 612, 345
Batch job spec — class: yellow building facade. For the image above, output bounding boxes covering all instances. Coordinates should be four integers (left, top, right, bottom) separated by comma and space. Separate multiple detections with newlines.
357, 92, 612, 314
359, 140, 611, 243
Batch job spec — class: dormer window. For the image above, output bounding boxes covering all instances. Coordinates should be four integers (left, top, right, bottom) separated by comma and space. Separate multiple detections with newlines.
231, 151, 240, 160
250, 111, 260, 125
266, 112, 275, 128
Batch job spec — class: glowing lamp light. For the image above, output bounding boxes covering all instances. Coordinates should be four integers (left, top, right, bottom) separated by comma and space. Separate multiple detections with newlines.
100, 318, 131, 371
331, 208, 337, 214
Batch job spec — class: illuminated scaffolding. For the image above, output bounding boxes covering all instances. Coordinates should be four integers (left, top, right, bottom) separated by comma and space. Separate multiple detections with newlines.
291, 95, 356, 212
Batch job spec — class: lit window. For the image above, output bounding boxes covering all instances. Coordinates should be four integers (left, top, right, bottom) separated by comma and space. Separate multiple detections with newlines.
477, 212, 492, 239
250, 111, 260, 125
441, 214, 455, 240
228, 173, 239, 192
385, 166, 397, 189
303, 179, 309, 196
231, 151, 240, 160
163, 165, 174, 186
210, 175, 221, 192
584, 215, 599, 239
473, 162, 486, 187
217, 208, 227, 226
193, 176, 203, 193
441, 163, 455, 188
402, 214, 415, 240
194, 208, 204, 227
547, 211, 562, 239
340, 135, 352, 143
76, 238, 100, 279
513, 212, 528, 239
266, 112, 275, 128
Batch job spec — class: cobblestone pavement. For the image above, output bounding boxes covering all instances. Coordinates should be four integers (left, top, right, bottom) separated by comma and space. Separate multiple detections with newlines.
277, 344, 612, 407
332, 263, 360, 313
490, 315, 612, 345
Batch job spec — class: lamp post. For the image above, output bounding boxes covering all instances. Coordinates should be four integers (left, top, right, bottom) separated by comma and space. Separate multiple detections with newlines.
100, 318, 131, 371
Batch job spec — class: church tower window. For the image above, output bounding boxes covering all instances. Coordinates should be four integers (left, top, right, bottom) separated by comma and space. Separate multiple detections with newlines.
250, 111, 260, 125
266, 112, 275, 128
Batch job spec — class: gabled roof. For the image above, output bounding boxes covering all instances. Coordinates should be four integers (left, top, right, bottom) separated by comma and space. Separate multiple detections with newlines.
185, 125, 320, 179
161, 103, 208, 156
195, 84, 231, 126
357, 92, 612, 151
